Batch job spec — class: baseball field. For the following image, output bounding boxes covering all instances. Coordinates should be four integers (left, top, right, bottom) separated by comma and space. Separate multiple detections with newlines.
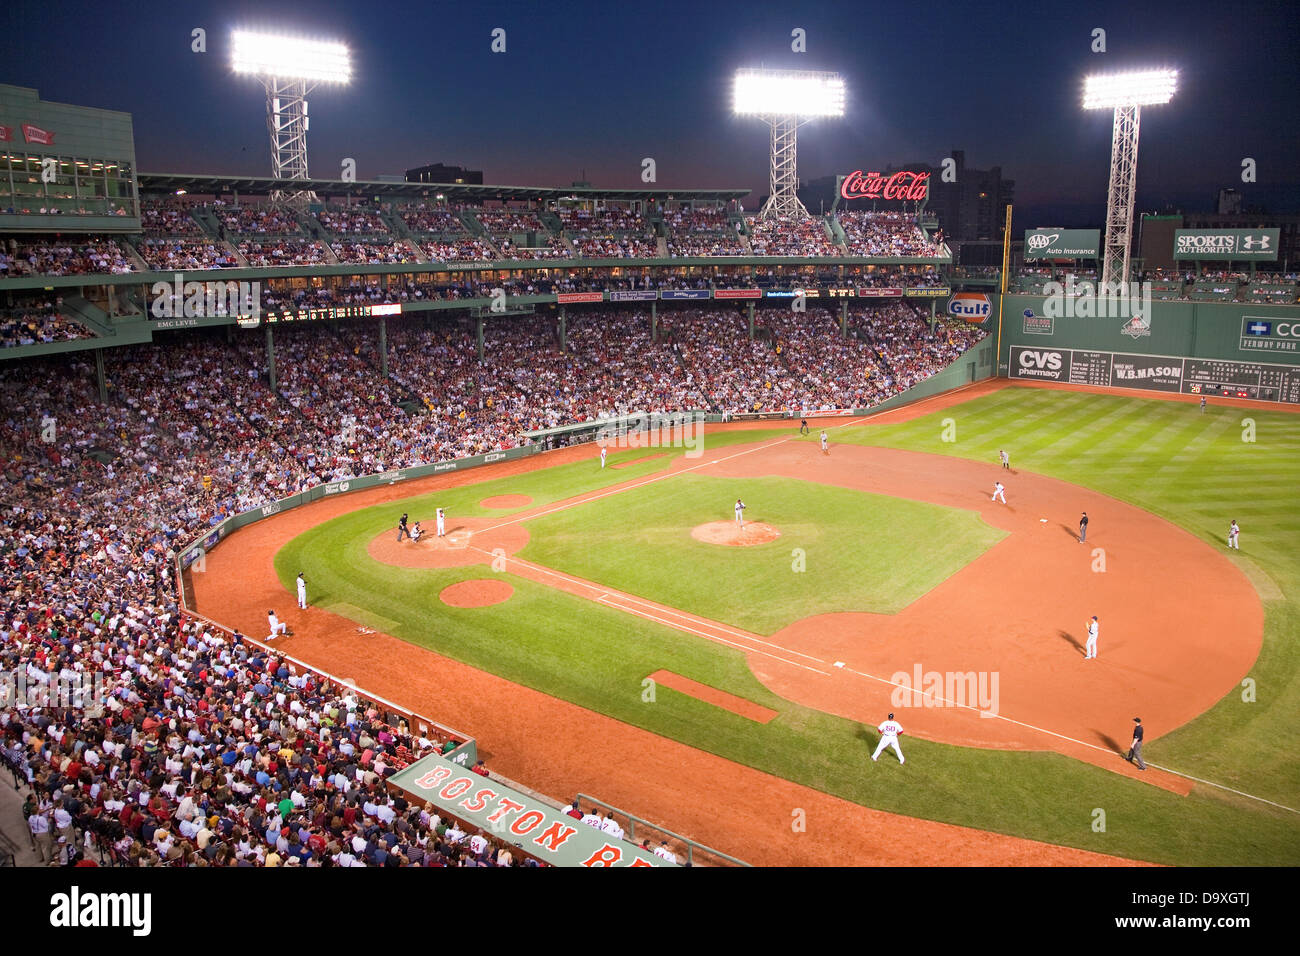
193, 382, 1300, 866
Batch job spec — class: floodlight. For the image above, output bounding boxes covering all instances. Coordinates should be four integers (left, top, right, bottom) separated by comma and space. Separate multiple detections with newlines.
732, 68, 846, 220
1081, 68, 1177, 287
1082, 69, 1177, 110
232, 30, 352, 207
733, 69, 845, 118
231, 31, 352, 84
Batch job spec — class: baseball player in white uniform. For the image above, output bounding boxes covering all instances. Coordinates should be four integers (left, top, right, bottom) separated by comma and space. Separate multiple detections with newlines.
992, 481, 1006, 504
600, 447, 608, 469
999, 449, 1010, 470
652, 842, 678, 863
1228, 519, 1239, 550
872, 713, 905, 763
734, 498, 746, 526
436, 508, 446, 537
296, 573, 307, 610
267, 610, 288, 641
820, 430, 829, 455
1084, 615, 1099, 660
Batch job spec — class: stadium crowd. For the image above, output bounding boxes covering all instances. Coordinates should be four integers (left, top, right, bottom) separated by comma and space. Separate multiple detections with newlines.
0, 302, 987, 866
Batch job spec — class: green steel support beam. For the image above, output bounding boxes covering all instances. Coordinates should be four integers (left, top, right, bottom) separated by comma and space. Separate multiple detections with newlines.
94, 348, 107, 402
266, 324, 276, 392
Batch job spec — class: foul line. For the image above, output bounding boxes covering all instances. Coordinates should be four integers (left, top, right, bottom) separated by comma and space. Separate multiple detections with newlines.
467, 406, 1298, 816
835, 663, 1299, 814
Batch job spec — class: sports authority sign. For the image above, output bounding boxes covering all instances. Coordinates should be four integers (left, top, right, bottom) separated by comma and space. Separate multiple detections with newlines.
388, 753, 673, 867
1174, 229, 1280, 261
840, 170, 930, 202
1023, 229, 1101, 260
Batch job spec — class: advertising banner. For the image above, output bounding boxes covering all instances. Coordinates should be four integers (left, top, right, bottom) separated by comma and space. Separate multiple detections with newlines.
556, 292, 604, 304
857, 288, 903, 298
609, 290, 658, 302
904, 287, 950, 297
388, 753, 674, 867
714, 288, 763, 299
660, 289, 711, 300
948, 292, 992, 323
1023, 229, 1101, 259
1239, 316, 1300, 353
1174, 229, 1280, 261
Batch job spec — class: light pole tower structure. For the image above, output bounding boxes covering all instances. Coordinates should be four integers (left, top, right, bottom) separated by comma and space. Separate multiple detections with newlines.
232, 31, 352, 209
1082, 69, 1177, 289
733, 69, 845, 221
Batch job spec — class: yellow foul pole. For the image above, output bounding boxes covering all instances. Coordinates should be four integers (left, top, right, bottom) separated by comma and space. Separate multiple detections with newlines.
996, 203, 1013, 376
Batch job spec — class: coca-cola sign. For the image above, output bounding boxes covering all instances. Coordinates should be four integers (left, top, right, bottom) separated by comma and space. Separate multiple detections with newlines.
840, 170, 930, 202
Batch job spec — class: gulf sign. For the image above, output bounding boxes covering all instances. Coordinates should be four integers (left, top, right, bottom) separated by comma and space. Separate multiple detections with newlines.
948, 292, 991, 323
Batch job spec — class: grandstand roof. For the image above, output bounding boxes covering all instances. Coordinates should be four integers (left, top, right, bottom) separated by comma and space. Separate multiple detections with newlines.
137, 172, 749, 203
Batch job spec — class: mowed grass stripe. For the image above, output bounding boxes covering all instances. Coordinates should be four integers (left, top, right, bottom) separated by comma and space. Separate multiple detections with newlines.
866, 388, 1300, 812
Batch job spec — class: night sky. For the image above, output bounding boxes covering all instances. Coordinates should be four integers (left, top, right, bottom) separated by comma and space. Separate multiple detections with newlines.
3, 0, 1298, 229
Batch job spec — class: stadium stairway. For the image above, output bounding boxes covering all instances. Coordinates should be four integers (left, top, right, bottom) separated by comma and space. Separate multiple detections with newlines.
656, 235, 669, 257
189, 206, 224, 239
59, 295, 115, 337
118, 237, 151, 272
538, 210, 564, 235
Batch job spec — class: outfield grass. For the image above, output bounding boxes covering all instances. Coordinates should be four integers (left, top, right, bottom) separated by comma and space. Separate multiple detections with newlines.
519, 473, 1003, 634
276, 392, 1300, 865
842, 386, 1300, 810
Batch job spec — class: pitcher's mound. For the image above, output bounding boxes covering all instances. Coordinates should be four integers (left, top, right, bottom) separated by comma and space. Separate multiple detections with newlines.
691, 521, 781, 547
440, 579, 513, 608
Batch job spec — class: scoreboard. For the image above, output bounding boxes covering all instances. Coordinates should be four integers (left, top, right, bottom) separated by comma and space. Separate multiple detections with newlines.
1010, 346, 1300, 405
258, 302, 403, 325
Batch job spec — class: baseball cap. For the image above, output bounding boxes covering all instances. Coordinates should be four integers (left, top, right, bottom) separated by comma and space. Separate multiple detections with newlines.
887, 713, 894, 720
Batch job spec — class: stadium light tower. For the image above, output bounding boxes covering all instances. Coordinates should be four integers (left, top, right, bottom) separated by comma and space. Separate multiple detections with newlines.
733, 69, 845, 220
1082, 69, 1177, 289
232, 30, 352, 208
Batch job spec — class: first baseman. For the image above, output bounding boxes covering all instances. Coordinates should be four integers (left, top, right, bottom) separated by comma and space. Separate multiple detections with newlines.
437, 507, 446, 537
1084, 615, 1099, 660
992, 481, 1006, 504
600, 446, 608, 469
820, 430, 829, 455
296, 573, 307, 610
734, 498, 746, 526
1228, 519, 1239, 550
871, 713, 905, 764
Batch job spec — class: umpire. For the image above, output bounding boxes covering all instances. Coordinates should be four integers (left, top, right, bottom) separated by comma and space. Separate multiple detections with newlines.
397, 512, 410, 542
1126, 717, 1146, 770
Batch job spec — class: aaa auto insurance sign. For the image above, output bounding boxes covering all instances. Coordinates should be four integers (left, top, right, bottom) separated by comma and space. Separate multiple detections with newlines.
1023, 228, 1100, 260
1174, 229, 1280, 261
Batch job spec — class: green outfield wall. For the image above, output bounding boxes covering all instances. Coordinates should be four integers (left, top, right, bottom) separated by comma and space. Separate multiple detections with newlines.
993, 293, 1300, 405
